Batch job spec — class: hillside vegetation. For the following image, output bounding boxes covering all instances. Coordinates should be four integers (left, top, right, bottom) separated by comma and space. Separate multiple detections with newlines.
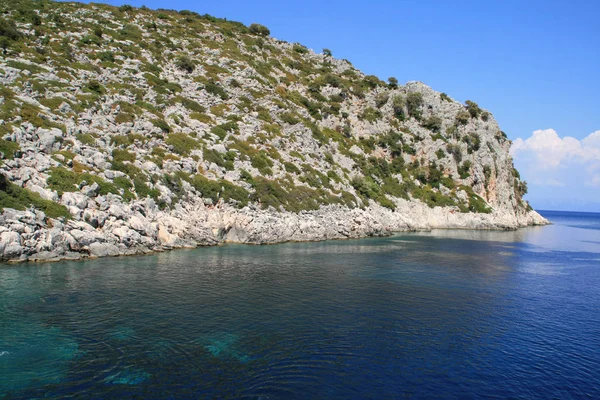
0, 0, 544, 262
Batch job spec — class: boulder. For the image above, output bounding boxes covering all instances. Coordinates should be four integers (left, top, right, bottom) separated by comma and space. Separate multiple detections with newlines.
88, 242, 120, 257
61, 192, 89, 209
37, 128, 63, 153
69, 229, 105, 247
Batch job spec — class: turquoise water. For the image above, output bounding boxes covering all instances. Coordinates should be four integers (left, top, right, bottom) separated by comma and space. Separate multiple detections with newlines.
1, 210, 599, 398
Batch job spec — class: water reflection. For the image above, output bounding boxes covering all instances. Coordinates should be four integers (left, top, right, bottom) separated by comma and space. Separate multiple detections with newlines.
405, 212, 600, 254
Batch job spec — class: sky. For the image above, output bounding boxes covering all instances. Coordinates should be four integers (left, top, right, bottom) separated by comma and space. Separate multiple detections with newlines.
90, 0, 599, 211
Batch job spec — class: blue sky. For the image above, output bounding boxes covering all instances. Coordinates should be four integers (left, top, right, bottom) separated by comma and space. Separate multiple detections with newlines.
91, 0, 600, 211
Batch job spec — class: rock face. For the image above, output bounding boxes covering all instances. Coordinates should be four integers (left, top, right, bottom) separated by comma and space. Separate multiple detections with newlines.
0, 1, 548, 263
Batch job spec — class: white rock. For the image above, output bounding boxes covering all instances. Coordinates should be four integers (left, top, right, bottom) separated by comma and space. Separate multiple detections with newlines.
1, 231, 21, 246
61, 192, 89, 209
27, 184, 58, 201
89, 242, 120, 257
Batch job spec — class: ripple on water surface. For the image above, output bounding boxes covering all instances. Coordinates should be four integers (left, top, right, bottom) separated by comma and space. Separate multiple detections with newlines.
0, 210, 599, 398
0, 320, 79, 394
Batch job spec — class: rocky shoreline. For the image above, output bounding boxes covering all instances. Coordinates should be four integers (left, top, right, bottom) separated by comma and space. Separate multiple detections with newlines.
0, 2, 550, 264
0, 197, 549, 264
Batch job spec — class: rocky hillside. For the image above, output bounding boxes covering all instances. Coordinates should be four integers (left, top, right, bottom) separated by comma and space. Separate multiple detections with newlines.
0, 0, 547, 262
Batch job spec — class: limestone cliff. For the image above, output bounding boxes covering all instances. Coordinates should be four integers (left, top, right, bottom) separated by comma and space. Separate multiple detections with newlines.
0, 1, 547, 262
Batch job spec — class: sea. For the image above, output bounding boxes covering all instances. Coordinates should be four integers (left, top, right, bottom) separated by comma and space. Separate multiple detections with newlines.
1, 210, 599, 399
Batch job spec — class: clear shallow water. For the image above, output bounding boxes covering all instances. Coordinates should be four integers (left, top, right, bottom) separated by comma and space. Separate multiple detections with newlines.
1, 210, 599, 399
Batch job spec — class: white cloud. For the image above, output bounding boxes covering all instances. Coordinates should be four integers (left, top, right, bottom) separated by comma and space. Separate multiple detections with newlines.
510, 129, 600, 168
582, 130, 600, 149
531, 178, 565, 187
510, 129, 600, 191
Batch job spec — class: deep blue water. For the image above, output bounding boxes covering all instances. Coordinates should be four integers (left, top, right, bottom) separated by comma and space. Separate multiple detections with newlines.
1, 210, 599, 399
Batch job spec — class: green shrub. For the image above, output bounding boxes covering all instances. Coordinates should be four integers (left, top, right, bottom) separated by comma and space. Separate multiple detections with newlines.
249, 23, 270, 36
0, 18, 22, 41
361, 107, 381, 123
446, 125, 459, 139
81, 34, 102, 46
351, 176, 396, 210
204, 81, 228, 100
374, 93, 389, 108
119, 24, 142, 41
161, 173, 186, 203
76, 133, 96, 146
239, 169, 253, 183
412, 185, 455, 208
378, 131, 403, 157
7, 60, 44, 74
112, 159, 143, 183
406, 92, 423, 120
455, 110, 470, 125
190, 174, 249, 206
203, 148, 235, 170
134, 178, 160, 200
483, 165, 492, 187
459, 186, 491, 213
0, 18, 21, 54
166, 132, 198, 156
0, 174, 70, 219
512, 167, 521, 180
426, 164, 444, 188
97, 51, 115, 62
351, 176, 377, 200
284, 162, 300, 174
46, 167, 78, 195
144, 73, 182, 94
46, 166, 128, 199
175, 55, 195, 73
422, 116, 442, 133
292, 43, 308, 54
190, 112, 213, 124
458, 160, 472, 179
515, 179, 528, 200
173, 96, 205, 113
151, 118, 171, 133
85, 80, 104, 95
363, 75, 383, 89
289, 150, 305, 161
112, 149, 136, 163
388, 77, 398, 89
211, 121, 238, 140
329, 94, 344, 103
249, 177, 341, 212
179, 9, 199, 17
300, 164, 331, 189
440, 93, 451, 102
465, 100, 482, 118
392, 95, 406, 120
113, 176, 133, 190
280, 112, 300, 125
257, 109, 272, 122
0, 139, 19, 159
251, 151, 273, 175
463, 133, 481, 154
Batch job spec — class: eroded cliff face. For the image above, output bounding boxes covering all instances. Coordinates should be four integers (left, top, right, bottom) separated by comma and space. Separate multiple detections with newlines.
0, 1, 547, 262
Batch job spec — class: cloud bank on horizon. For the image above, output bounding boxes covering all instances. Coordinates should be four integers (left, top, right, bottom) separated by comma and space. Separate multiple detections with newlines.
510, 129, 600, 211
